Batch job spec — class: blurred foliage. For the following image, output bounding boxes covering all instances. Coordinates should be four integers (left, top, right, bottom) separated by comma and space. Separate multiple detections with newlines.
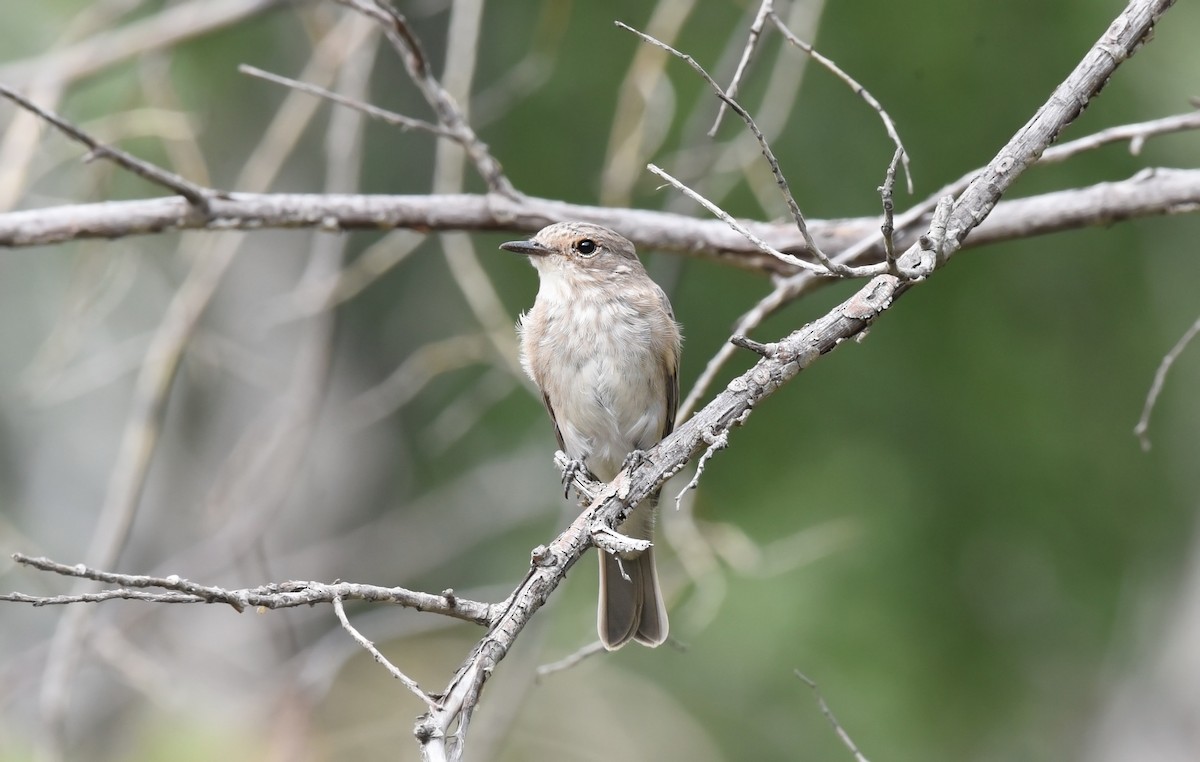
1, 1, 1199, 761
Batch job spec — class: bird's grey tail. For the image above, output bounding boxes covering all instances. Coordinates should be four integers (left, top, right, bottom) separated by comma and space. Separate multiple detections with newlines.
598, 547, 668, 650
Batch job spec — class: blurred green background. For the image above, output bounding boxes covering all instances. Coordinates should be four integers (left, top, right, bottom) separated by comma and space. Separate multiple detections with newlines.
1, 1, 1199, 760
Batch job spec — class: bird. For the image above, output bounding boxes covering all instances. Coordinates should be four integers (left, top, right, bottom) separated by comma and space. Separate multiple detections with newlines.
500, 222, 681, 649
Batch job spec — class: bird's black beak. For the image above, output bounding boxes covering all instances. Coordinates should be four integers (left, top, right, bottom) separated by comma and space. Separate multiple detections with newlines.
499, 239, 551, 257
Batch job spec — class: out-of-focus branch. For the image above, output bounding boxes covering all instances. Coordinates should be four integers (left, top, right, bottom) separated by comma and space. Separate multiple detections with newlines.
334, 0, 516, 197
708, 0, 774, 135
31, 12, 379, 756
0, 0, 285, 86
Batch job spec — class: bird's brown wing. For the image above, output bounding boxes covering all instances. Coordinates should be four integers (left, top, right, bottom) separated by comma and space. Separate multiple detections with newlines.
658, 287, 680, 441
541, 391, 567, 451
662, 363, 678, 440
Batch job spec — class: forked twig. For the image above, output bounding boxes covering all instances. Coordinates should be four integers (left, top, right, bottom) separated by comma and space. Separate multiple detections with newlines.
621, 22, 887, 278
769, 12, 913, 194
4, 554, 493, 623
0, 82, 214, 209
648, 162, 833, 275
333, 596, 436, 708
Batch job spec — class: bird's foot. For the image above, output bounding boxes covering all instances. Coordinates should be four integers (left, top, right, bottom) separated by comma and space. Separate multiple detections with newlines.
621, 449, 648, 473
561, 456, 589, 499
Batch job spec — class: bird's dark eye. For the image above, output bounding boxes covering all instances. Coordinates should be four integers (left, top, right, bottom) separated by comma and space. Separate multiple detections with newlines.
576, 239, 597, 256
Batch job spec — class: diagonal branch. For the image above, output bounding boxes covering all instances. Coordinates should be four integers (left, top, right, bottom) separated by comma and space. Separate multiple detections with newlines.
333, 596, 437, 707
620, 21, 865, 276
933, 0, 1176, 262
415, 270, 904, 761
334, 0, 516, 197
0, 82, 215, 209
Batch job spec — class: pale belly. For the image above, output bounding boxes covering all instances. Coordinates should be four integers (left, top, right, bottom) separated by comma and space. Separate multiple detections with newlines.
552, 350, 668, 482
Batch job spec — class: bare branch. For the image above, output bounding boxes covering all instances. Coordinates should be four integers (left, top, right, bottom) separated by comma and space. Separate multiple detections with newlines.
1041, 108, 1200, 163
673, 429, 729, 511
796, 671, 872, 762
0, 82, 214, 209
769, 12, 913, 194
238, 64, 453, 138
648, 162, 832, 274
4, 554, 493, 624
677, 159, 1200, 420
621, 22, 865, 277
1134, 312, 1200, 451
536, 641, 607, 679
332, 596, 437, 708
933, 3, 1176, 263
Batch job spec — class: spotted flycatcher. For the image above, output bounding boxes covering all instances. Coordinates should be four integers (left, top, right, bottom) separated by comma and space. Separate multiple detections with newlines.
501, 222, 681, 650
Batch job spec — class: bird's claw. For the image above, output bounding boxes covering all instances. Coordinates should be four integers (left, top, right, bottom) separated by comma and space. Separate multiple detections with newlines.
561, 457, 587, 499
621, 449, 647, 472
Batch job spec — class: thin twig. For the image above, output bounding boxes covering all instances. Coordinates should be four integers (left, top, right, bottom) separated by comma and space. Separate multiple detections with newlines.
879, 147, 902, 272
648, 162, 834, 275
708, 0, 773, 136
769, 12, 913, 194
239, 64, 454, 138
1134, 312, 1200, 451
0, 82, 214, 209
5, 553, 493, 623
730, 334, 776, 357
4, 554, 492, 624
332, 596, 437, 708
536, 641, 607, 679
673, 430, 729, 511
1041, 109, 1200, 163
795, 671, 871, 762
